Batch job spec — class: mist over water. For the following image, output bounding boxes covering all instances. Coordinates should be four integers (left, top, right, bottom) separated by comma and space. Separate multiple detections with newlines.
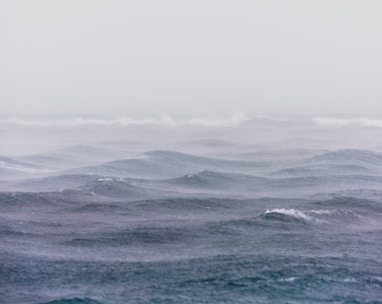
2, 114, 382, 156
1, 114, 382, 304
2, 0, 381, 302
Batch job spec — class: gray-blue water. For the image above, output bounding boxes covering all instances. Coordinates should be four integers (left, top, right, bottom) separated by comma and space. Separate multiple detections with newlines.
1, 149, 382, 304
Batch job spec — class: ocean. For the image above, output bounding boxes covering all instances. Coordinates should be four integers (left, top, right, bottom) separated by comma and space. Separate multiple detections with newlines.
1, 117, 382, 303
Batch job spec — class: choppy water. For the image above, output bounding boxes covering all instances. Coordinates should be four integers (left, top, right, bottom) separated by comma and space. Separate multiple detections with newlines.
1, 149, 382, 303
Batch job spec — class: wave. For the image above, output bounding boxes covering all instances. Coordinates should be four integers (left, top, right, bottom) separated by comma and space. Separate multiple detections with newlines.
0, 155, 42, 169
329, 189, 382, 200
5, 115, 382, 130
66, 150, 266, 179
0, 223, 34, 237
217, 206, 366, 230
0, 192, 55, 209
64, 226, 192, 247
73, 203, 123, 213
39, 298, 103, 304
140, 150, 265, 168
307, 149, 382, 165
80, 178, 146, 198
166, 173, 214, 188
0, 156, 51, 178
165, 170, 265, 190
312, 117, 382, 128
271, 164, 371, 177
19, 145, 129, 170
313, 196, 382, 211
260, 205, 377, 226
1, 174, 104, 192
0, 113, 249, 128
131, 197, 236, 213
270, 167, 320, 176
25, 254, 382, 304
263, 208, 314, 222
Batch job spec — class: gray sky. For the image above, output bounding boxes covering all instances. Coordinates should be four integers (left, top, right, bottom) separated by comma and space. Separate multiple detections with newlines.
1, 0, 381, 117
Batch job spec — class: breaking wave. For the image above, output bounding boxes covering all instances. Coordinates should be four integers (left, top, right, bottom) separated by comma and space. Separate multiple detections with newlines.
263, 208, 314, 222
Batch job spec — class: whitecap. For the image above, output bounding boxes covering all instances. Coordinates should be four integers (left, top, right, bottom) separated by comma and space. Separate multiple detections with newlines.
264, 208, 314, 221
98, 178, 113, 182
279, 277, 298, 282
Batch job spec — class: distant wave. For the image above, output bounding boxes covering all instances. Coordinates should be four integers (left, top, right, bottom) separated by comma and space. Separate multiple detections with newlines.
313, 117, 382, 128
4, 115, 382, 129
0, 113, 249, 128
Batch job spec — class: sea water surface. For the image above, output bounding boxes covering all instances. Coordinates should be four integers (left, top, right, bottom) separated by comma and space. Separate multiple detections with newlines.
1, 142, 382, 303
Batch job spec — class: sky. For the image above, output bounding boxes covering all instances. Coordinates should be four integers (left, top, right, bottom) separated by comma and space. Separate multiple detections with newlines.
1, 0, 381, 117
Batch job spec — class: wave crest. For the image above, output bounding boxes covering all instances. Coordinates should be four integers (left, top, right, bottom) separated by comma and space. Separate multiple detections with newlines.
39, 298, 103, 304
264, 208, 314, 221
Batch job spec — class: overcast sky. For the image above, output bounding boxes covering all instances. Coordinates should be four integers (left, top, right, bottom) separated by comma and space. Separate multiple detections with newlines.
1, 0, 381, 117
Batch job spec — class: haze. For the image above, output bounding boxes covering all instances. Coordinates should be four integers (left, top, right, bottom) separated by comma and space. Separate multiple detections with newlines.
1, 0, 381, 117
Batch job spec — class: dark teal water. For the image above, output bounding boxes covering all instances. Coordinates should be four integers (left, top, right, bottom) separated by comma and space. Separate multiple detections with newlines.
2, 253, 382, 304
1, 195, 381, 304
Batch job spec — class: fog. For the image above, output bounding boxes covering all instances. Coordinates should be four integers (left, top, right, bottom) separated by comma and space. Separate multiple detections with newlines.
1, 0, 381, 116
1, 3, 382, 304
1, 113, 382, 157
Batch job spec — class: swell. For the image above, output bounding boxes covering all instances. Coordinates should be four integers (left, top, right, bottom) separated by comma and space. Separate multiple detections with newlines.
39, 298, 103, 304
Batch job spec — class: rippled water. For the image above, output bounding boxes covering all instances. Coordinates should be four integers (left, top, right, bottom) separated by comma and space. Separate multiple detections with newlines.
1, 149, 382, 303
